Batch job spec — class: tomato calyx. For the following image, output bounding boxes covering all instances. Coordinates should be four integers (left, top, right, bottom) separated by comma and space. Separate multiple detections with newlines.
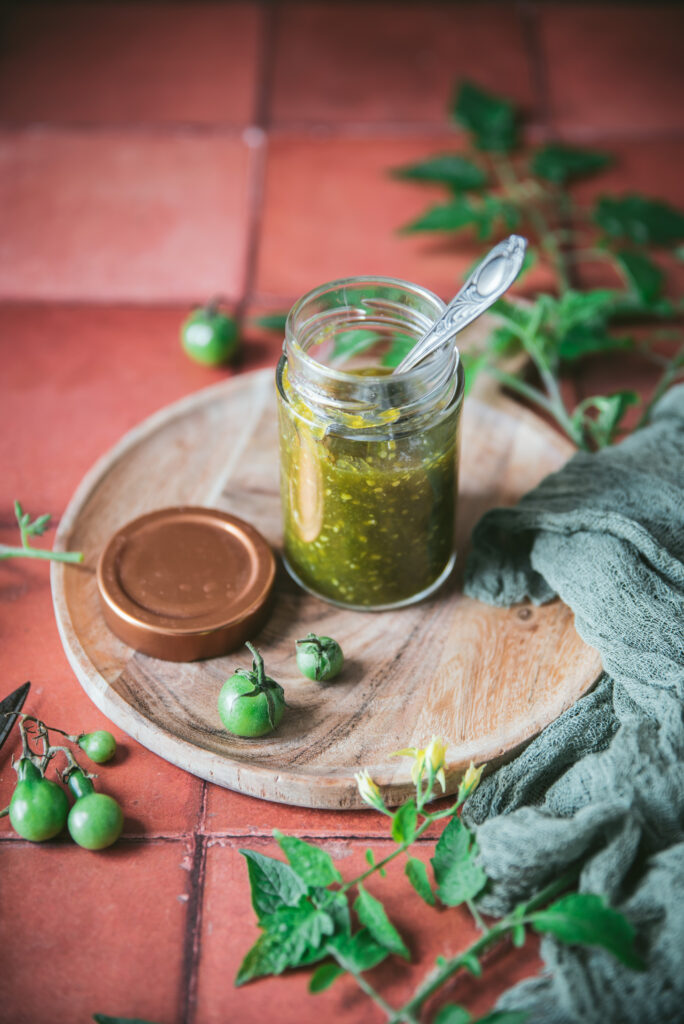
230, 642, 286, 730
14, 756, 42, 783
64, 767, 96, 801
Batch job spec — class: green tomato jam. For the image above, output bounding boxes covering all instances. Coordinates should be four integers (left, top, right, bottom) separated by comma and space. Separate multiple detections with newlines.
278, 366, 460, 608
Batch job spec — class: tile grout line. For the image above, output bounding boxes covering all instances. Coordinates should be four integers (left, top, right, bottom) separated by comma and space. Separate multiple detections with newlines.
518, 0, 553, 138
179, 781, 209, 1024
233, 2, 277, 333
2, 119, 681, 144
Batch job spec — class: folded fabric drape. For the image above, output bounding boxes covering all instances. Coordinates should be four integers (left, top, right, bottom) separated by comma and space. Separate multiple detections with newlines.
462, 385, 684, 1024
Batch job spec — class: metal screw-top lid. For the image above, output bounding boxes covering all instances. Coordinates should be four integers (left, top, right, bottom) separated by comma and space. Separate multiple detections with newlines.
97, 507, 276, 662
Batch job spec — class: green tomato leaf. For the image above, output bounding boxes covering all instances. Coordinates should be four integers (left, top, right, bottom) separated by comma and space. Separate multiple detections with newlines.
239, 848, 309, 920
488, 325, 522, 357
235, 931, 292, 985
331, 329, 379, 363
594, 194, 684, 246
401, 197, 481, 234
365, 848, 376, 868
314, 887, 352, 936
405, 857, 436, 906
327, 927, 390, 972
615, 249, 664, 305
571, 390, 640, 449
557, 324, 632, 362
434, 1005, 471, 1024
452, 81, 518, 153
531, 143, 611, 185
309, 961, 346, 993
254, 312, 288, 331
354, 883, 410, 960
555, 289, 618, 332
262, 901, 335, 961
431, 816, 487, 906
402, 195, 519, 239
531, 892, 645, 970
236, 898, 338, 985
393, 153, 487, 191
274, 830, 342, 887
391, 799, 417, 844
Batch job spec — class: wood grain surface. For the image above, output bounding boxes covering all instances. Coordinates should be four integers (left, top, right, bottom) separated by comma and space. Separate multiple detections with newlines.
51, 364, 602, 809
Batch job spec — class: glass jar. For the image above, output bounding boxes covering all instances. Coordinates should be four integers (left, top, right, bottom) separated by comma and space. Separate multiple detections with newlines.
275, 276, 464, 610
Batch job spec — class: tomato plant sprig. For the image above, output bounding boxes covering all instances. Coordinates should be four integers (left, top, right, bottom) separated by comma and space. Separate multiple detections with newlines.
392, 80, 684, 450
1, 712, 122, 850
0, 501, 83, 564
225, 745, 643, 1024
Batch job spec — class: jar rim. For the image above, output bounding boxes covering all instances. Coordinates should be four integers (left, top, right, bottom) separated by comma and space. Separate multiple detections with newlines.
285, 274, 449, 384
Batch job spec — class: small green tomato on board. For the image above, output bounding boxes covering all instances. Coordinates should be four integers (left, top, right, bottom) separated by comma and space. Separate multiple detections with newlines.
218, 642, 285, 739
77, 730, 117, 764
181, 300, 239, 366
295, 633, 344, 682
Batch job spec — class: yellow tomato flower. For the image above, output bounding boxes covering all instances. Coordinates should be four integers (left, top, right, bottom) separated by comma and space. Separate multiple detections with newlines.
459, 761, 484, 799
425, 736, 448, 791
354, 769, 385, 811
392, 736, 448, 792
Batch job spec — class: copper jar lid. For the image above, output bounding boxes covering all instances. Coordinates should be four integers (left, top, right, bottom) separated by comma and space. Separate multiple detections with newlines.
97, 507, 276, 662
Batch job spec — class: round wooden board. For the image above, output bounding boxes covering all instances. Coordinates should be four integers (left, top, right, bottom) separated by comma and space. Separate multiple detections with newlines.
51, 366, 601, 809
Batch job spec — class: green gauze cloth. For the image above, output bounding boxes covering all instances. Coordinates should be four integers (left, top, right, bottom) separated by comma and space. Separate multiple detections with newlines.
462, 384, 684, 1024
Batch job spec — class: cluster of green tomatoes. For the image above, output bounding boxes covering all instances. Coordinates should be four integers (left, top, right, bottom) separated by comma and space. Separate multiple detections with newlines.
218, 634, 344, 738
3, 717, 123, 850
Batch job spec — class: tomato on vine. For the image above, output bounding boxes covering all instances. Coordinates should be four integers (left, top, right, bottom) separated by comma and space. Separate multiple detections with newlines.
8, 759, 69, 842
66, 770, 124, 850
77, 730, 117, 764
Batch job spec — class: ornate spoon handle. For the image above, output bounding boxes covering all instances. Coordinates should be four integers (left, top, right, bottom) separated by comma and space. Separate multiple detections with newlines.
393, 234, 528, 375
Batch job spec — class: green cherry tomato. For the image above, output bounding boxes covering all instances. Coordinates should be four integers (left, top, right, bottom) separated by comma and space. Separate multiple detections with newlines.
218, 643, 285, 738
66, 770, 124, 850
77, 730, 117, 764
181, 303, 239, 366
296, 633, 344, 682
9, 759, 69, 842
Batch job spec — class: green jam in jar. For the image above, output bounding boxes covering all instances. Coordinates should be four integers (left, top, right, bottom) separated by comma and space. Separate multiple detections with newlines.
276, 277, 464, 610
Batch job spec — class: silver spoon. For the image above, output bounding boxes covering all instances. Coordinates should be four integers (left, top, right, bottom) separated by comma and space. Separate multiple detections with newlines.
393, 234, 528, 375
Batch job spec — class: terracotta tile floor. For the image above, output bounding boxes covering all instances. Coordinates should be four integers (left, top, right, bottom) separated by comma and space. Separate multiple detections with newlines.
0, 4, 682, 1023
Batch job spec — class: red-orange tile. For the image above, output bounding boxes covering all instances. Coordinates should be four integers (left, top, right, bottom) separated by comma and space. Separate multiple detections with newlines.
0, 2, 262, 126
0, 840, 191, 1024
270, 3, 536, 125
203, 782, 449, 839
570, 137, 684, 211
195, 838, 542, 1023
539, 4, 684, 138
256, 135, 557, 303
0, 131, 253, 302
0, 305, 280, 514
